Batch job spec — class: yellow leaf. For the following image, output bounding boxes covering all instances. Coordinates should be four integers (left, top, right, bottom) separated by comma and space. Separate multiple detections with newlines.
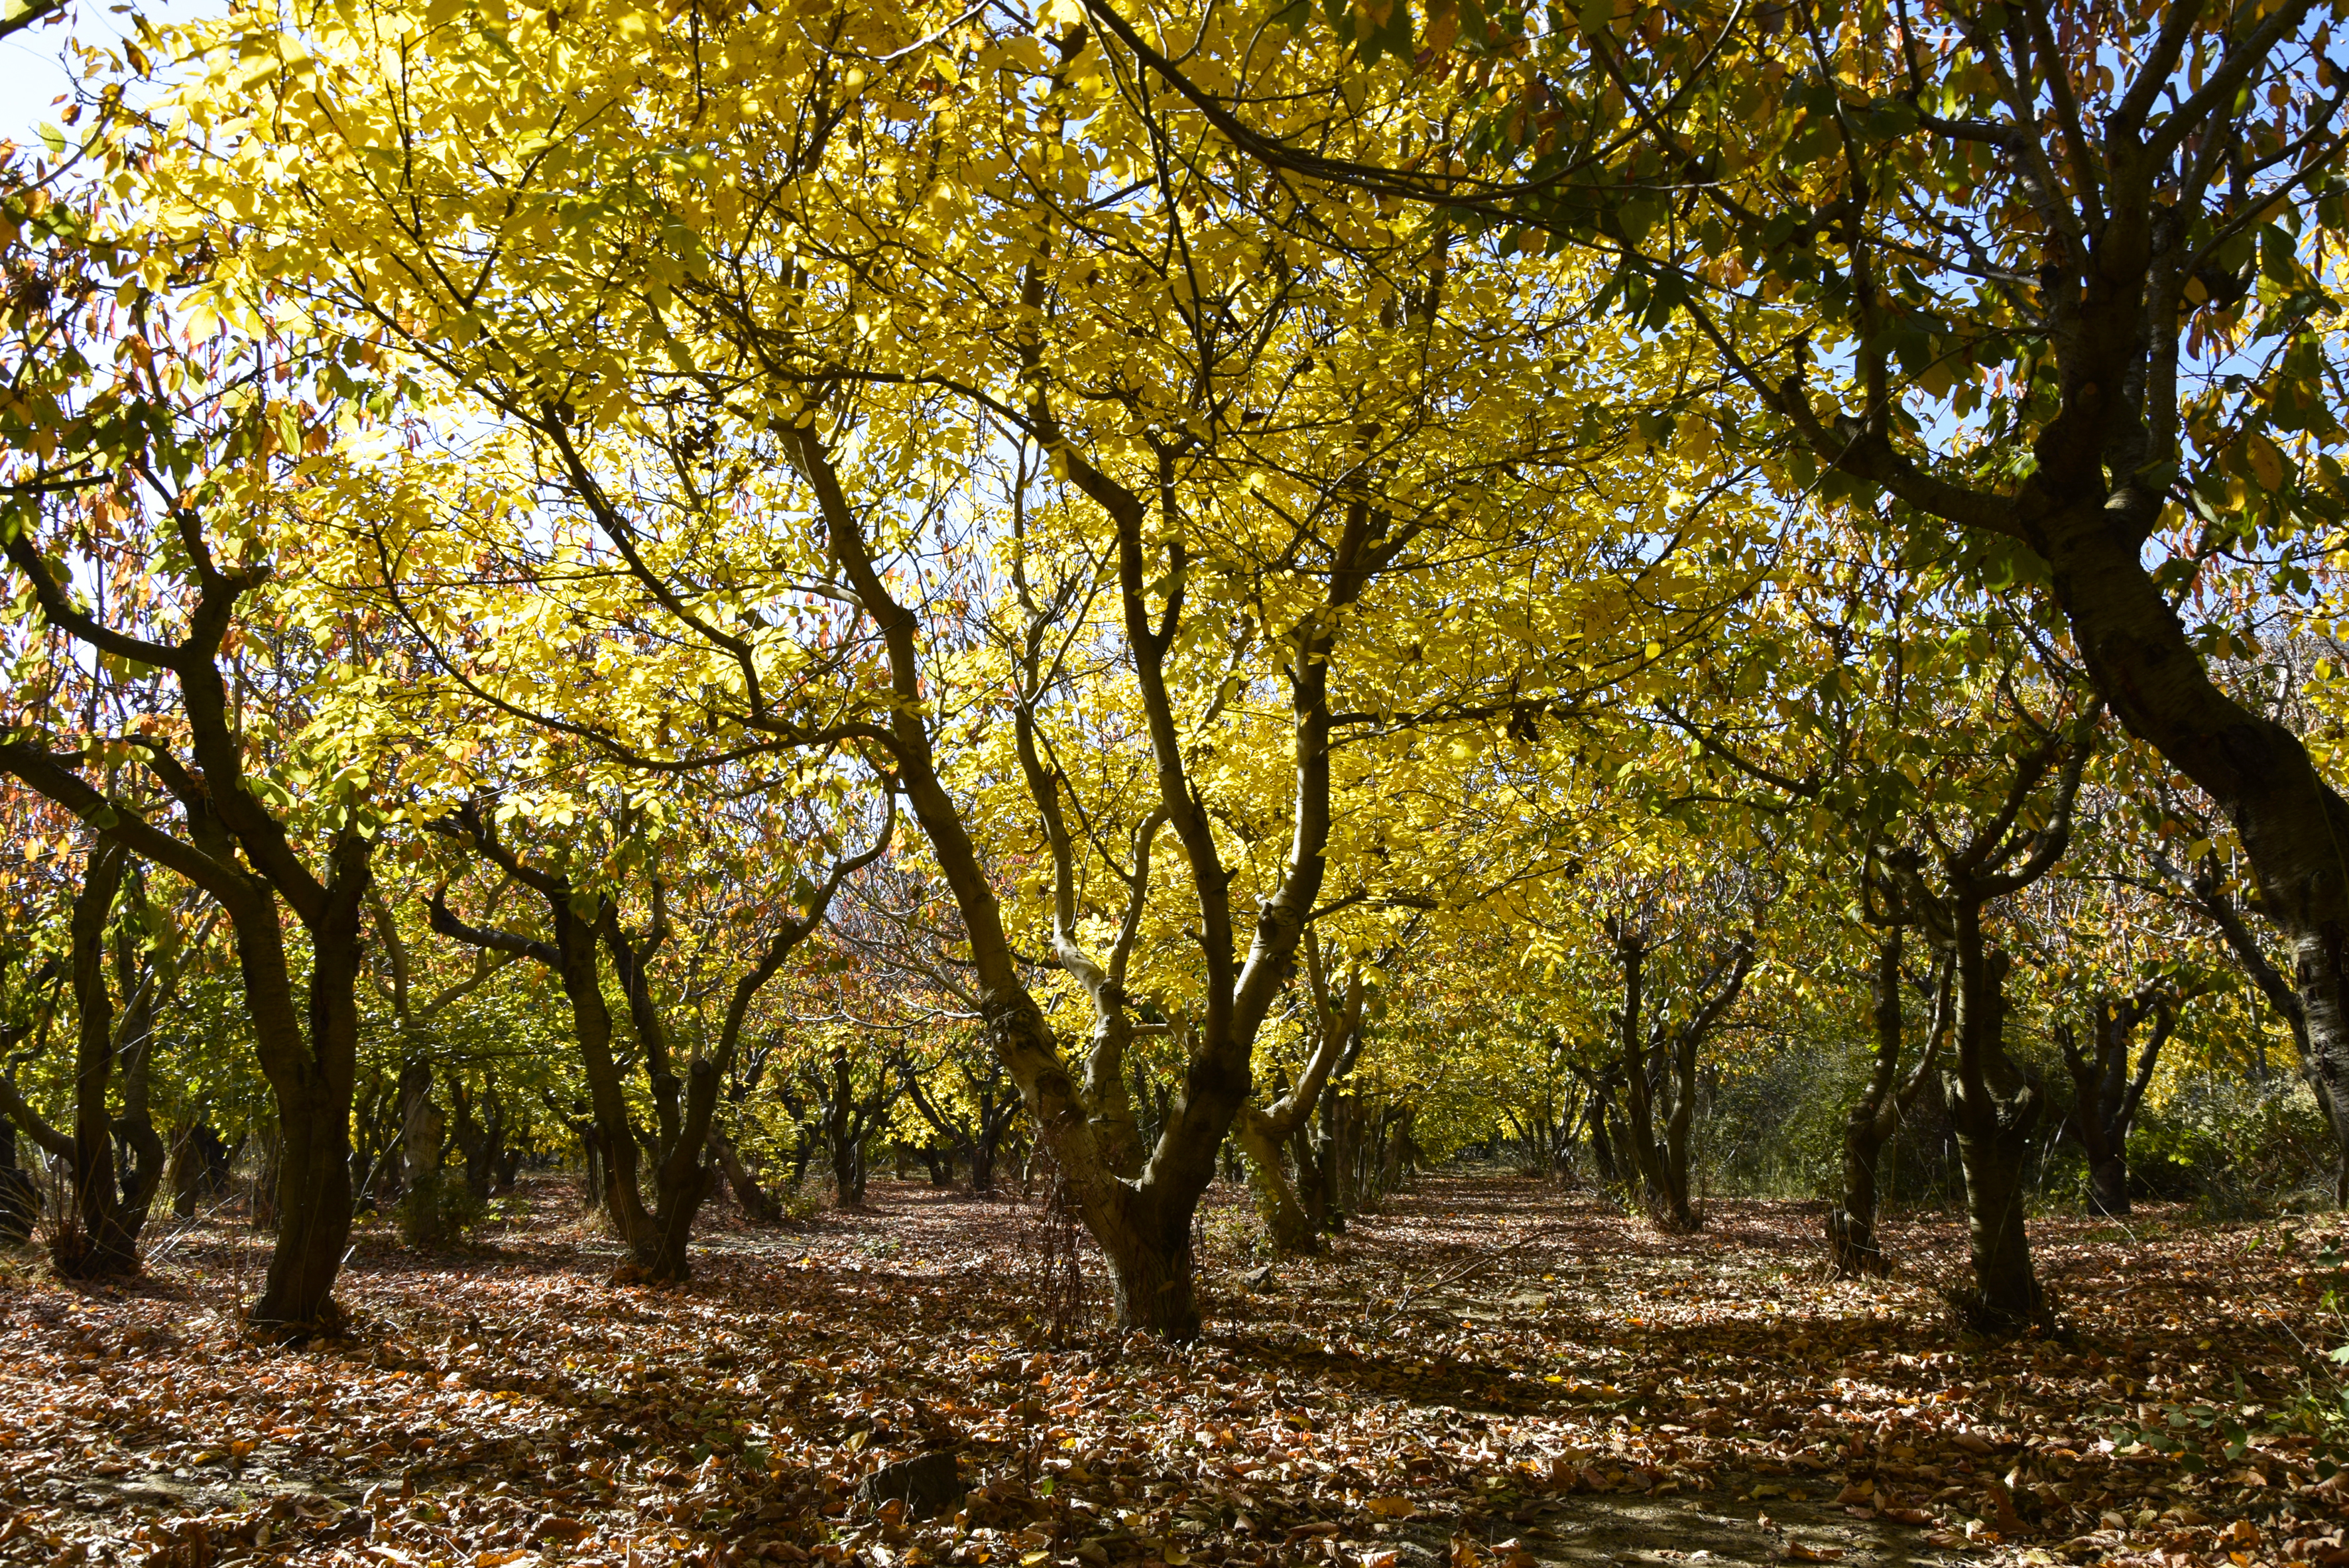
1424, 0, 1458, 51
2246, 432, 2286, 491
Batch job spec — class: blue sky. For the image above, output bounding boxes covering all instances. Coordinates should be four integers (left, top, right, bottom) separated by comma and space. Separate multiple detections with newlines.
2, 0, 216, 145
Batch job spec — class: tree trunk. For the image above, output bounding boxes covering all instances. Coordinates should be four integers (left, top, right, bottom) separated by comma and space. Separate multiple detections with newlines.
831, 1130, 865, 1207
2061, 1029, 2130, 1219
264, 1071, 357, 1321
641, 1104, 714, 1280
1328, 1094, 1362, 1217
1825, 1144, 1888, 1278
448, 1075, 504, 1202
65, 843, 139, 1276
1945, 925, 2044, 1333
1578, 1071, 1624, 1187
251, 861, 367, 1328
0, 1125, 32, 1244
1612, 930, 1731, 1235
2059, 986, 2179, 1219
170, 1121, 229, 1213
396, 1055, 445, 1242
1235, 977, 1358, 1257
1829, 1067, 1899, 1276
168, 1123, 202, 1219
1830, 936, 1901, 1276
1237, 1109, 1318, 1256
564, 926, 658, 1259
2087, 1152, 2128, 1218
579, 1121, 607, 1212
249, 1116, 281, 1231
0, 841, 164, 1277
1380, 1105, 1417, 1191
1290, 1121, 1331, 1233
1828, 930, 1947, 1278
709, 1126, 782, 1223
107, 900, 166, 1248
817, 1049, 878, 1210
1647, 1048, 1699, 1231
1095, 1187, 1199, 1339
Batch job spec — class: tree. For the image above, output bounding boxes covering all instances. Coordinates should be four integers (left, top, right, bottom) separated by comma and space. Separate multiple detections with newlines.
780, 1043, 900, 1209
0, 843, 211, 1274
1827, 933, 1951, 1277
428, 786, 890, 1279
2056, 981, 2200, 1215
0, 583, 378, 1324
1657, 522, 2116, 1292
1236, 930, 1370, 1255
1593, 870, 1763, 1233
0, 824, 62, 1243
361, 880, 523, 1231
1098, 0, 2349, 1205
900, 1042, 1025, 1195
2017, 775, 2237, 1215
150, 0, 1758, 1334
0, 147, 383, 1319
1872, 701, 2098, 1330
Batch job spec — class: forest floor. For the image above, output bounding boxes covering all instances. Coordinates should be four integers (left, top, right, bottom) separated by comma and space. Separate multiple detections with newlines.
0, 1172, 2342, 1568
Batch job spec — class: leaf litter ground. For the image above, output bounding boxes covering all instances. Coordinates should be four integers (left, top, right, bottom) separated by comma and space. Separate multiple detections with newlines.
0, 1174, 2342, 1568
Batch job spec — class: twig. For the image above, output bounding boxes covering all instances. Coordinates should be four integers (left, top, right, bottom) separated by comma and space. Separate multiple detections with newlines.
140, 1191, 246, 1267
1366, 1223, 1567, 1331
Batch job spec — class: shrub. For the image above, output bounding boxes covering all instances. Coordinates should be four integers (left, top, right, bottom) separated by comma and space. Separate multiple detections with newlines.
1197, 1205, 1266, 1267
773, 1176, 829, 1224
2132, 1073, 2334, 1218
398, 1170, 487, 1248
